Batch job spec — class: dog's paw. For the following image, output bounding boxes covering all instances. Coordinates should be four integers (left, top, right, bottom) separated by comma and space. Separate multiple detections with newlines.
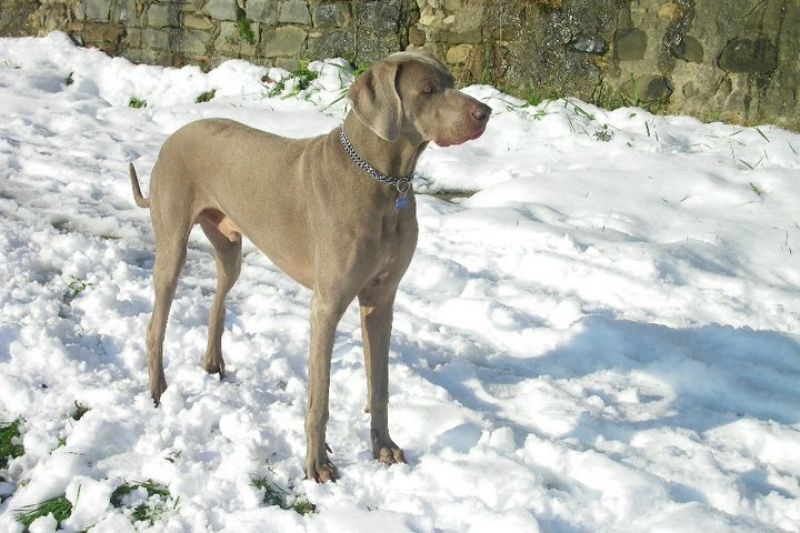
307, 460, 338, 483
372, 432, 405, 465
203, 355, 226, 378
150, 374, 167, 406
375, 445, 405, 465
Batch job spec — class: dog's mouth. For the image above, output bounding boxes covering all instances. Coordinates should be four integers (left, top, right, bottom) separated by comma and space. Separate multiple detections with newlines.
434, 123, 487, 148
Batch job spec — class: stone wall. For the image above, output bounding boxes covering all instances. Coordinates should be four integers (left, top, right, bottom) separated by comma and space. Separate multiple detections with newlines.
1, 0, 797, 130
1, 0, 419, 69
414, 0, 798, 130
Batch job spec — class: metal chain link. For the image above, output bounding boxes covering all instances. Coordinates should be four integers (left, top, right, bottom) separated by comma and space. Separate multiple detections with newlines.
338, 127, 414, 188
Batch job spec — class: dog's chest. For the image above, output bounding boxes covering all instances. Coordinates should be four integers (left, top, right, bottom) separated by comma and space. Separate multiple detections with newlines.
372, 203, 418, 268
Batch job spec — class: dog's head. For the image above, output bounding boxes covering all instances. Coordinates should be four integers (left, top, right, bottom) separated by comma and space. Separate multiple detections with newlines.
347, 50, 491, 146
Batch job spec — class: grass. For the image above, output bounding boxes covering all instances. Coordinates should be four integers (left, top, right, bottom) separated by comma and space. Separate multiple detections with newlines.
1, 419, 25, 468
111, 480, 170, 505
250, 476, 316, 515
111, 479, 177, 524
71, 401, 89, 421
740, 155, 765, 170
128, 97, 147, 109
350, 61, 371, 79
195, 89, 216, 103
267, 60, 320, 99
749, 182, 764, 197
429, 189, 478, 202
499, 83, 562, 109
593, 124, 614, 142
237, 17, 256, 45
568, 101, 595, 121
64, 275, 90, 303
14, 494, 73, 529
290, 60, 318, 92
593, 80, 631, 111
520, 86, 547, 107
267, 77, 286, 97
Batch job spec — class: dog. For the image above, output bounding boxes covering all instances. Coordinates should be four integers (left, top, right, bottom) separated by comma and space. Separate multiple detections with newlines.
130, 50, 491, 481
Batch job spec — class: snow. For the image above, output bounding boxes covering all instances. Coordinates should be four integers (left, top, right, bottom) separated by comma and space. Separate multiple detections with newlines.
1, 32, 799, 532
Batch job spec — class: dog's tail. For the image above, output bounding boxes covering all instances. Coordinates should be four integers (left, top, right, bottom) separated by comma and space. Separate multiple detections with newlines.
129, 162, 150, 208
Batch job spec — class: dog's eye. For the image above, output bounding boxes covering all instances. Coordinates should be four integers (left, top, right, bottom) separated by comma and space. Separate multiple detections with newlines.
422, 86, 434, 95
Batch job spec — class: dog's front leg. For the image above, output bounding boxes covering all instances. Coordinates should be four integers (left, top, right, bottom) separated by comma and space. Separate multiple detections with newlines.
359, 285, 405, 465
305, 292, 346, 482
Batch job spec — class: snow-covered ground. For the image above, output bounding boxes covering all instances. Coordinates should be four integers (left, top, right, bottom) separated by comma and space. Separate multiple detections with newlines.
1, 32, 799, 532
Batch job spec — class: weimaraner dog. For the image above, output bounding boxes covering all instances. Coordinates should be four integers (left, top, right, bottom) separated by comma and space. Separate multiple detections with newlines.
129, 50, 491, 481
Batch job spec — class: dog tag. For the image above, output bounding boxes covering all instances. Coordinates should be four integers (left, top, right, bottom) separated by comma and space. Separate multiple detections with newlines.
395, 196, 409, 209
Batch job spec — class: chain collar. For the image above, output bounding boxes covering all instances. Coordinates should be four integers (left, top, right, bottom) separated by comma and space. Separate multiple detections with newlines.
338, 126, 415, 188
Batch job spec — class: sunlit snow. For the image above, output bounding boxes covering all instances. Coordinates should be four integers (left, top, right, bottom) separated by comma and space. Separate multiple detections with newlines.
1, 33, 799, 532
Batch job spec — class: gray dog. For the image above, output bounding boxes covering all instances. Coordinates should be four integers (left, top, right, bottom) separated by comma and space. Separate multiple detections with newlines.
130, 50, 491, 481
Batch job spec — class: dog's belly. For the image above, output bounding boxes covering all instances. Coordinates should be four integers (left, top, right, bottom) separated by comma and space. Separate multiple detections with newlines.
199, 208, 242, 242
246, 230, 315, 289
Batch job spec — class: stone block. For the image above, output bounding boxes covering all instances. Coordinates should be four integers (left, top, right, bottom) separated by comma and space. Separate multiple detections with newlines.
82, 22, 123, 53
718, 38, 778, 74
307, 29, 354, 59
614, 28, 646, 61
275, 57, 299, 70
127, 47, 171, 64
126, 27, 142, 47
85, 0, 111, 22
674, 35, 702, 63
118, 0, 144, 27
568, 34, 608, 55
357, 0, 401, 33
203, 0, 239, 21
72, 2, 87, 22
181, 0, 207, 12
644, 76, 673, 102
141, 28, 170, 50
261, 26, 307, 57
179, 29, 214, 55
657, 2, 684, 22
279, 0, 311, 25
183, 14, 214, 31
446, 43, 472, 64
245, 0, 278, 24
356, 0, 402, 62
409, 24, 426, 46
312, 2, 350, 28
215, 20, 259, 56
148, 4, 179, 28
434, 27, 481, 44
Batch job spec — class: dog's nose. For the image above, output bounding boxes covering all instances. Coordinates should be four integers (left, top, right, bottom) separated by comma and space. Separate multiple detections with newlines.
471, 102, 491, 123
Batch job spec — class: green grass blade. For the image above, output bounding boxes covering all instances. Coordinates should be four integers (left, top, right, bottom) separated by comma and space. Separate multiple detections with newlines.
0, 419, 24, 468
14, 495, 73, 528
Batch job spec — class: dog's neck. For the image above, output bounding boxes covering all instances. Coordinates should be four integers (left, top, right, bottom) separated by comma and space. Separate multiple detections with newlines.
342, 113, 427, 181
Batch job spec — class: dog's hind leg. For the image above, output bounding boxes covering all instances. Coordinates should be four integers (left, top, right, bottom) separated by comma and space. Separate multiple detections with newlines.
199, 213, 242, 377
146, 171, 194, 405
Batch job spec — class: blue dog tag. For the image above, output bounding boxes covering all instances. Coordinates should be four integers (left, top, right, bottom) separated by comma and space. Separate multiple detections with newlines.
395, 196, 409, 209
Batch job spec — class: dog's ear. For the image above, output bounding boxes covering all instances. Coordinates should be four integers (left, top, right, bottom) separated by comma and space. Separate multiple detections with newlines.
347, 61, 403, 142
